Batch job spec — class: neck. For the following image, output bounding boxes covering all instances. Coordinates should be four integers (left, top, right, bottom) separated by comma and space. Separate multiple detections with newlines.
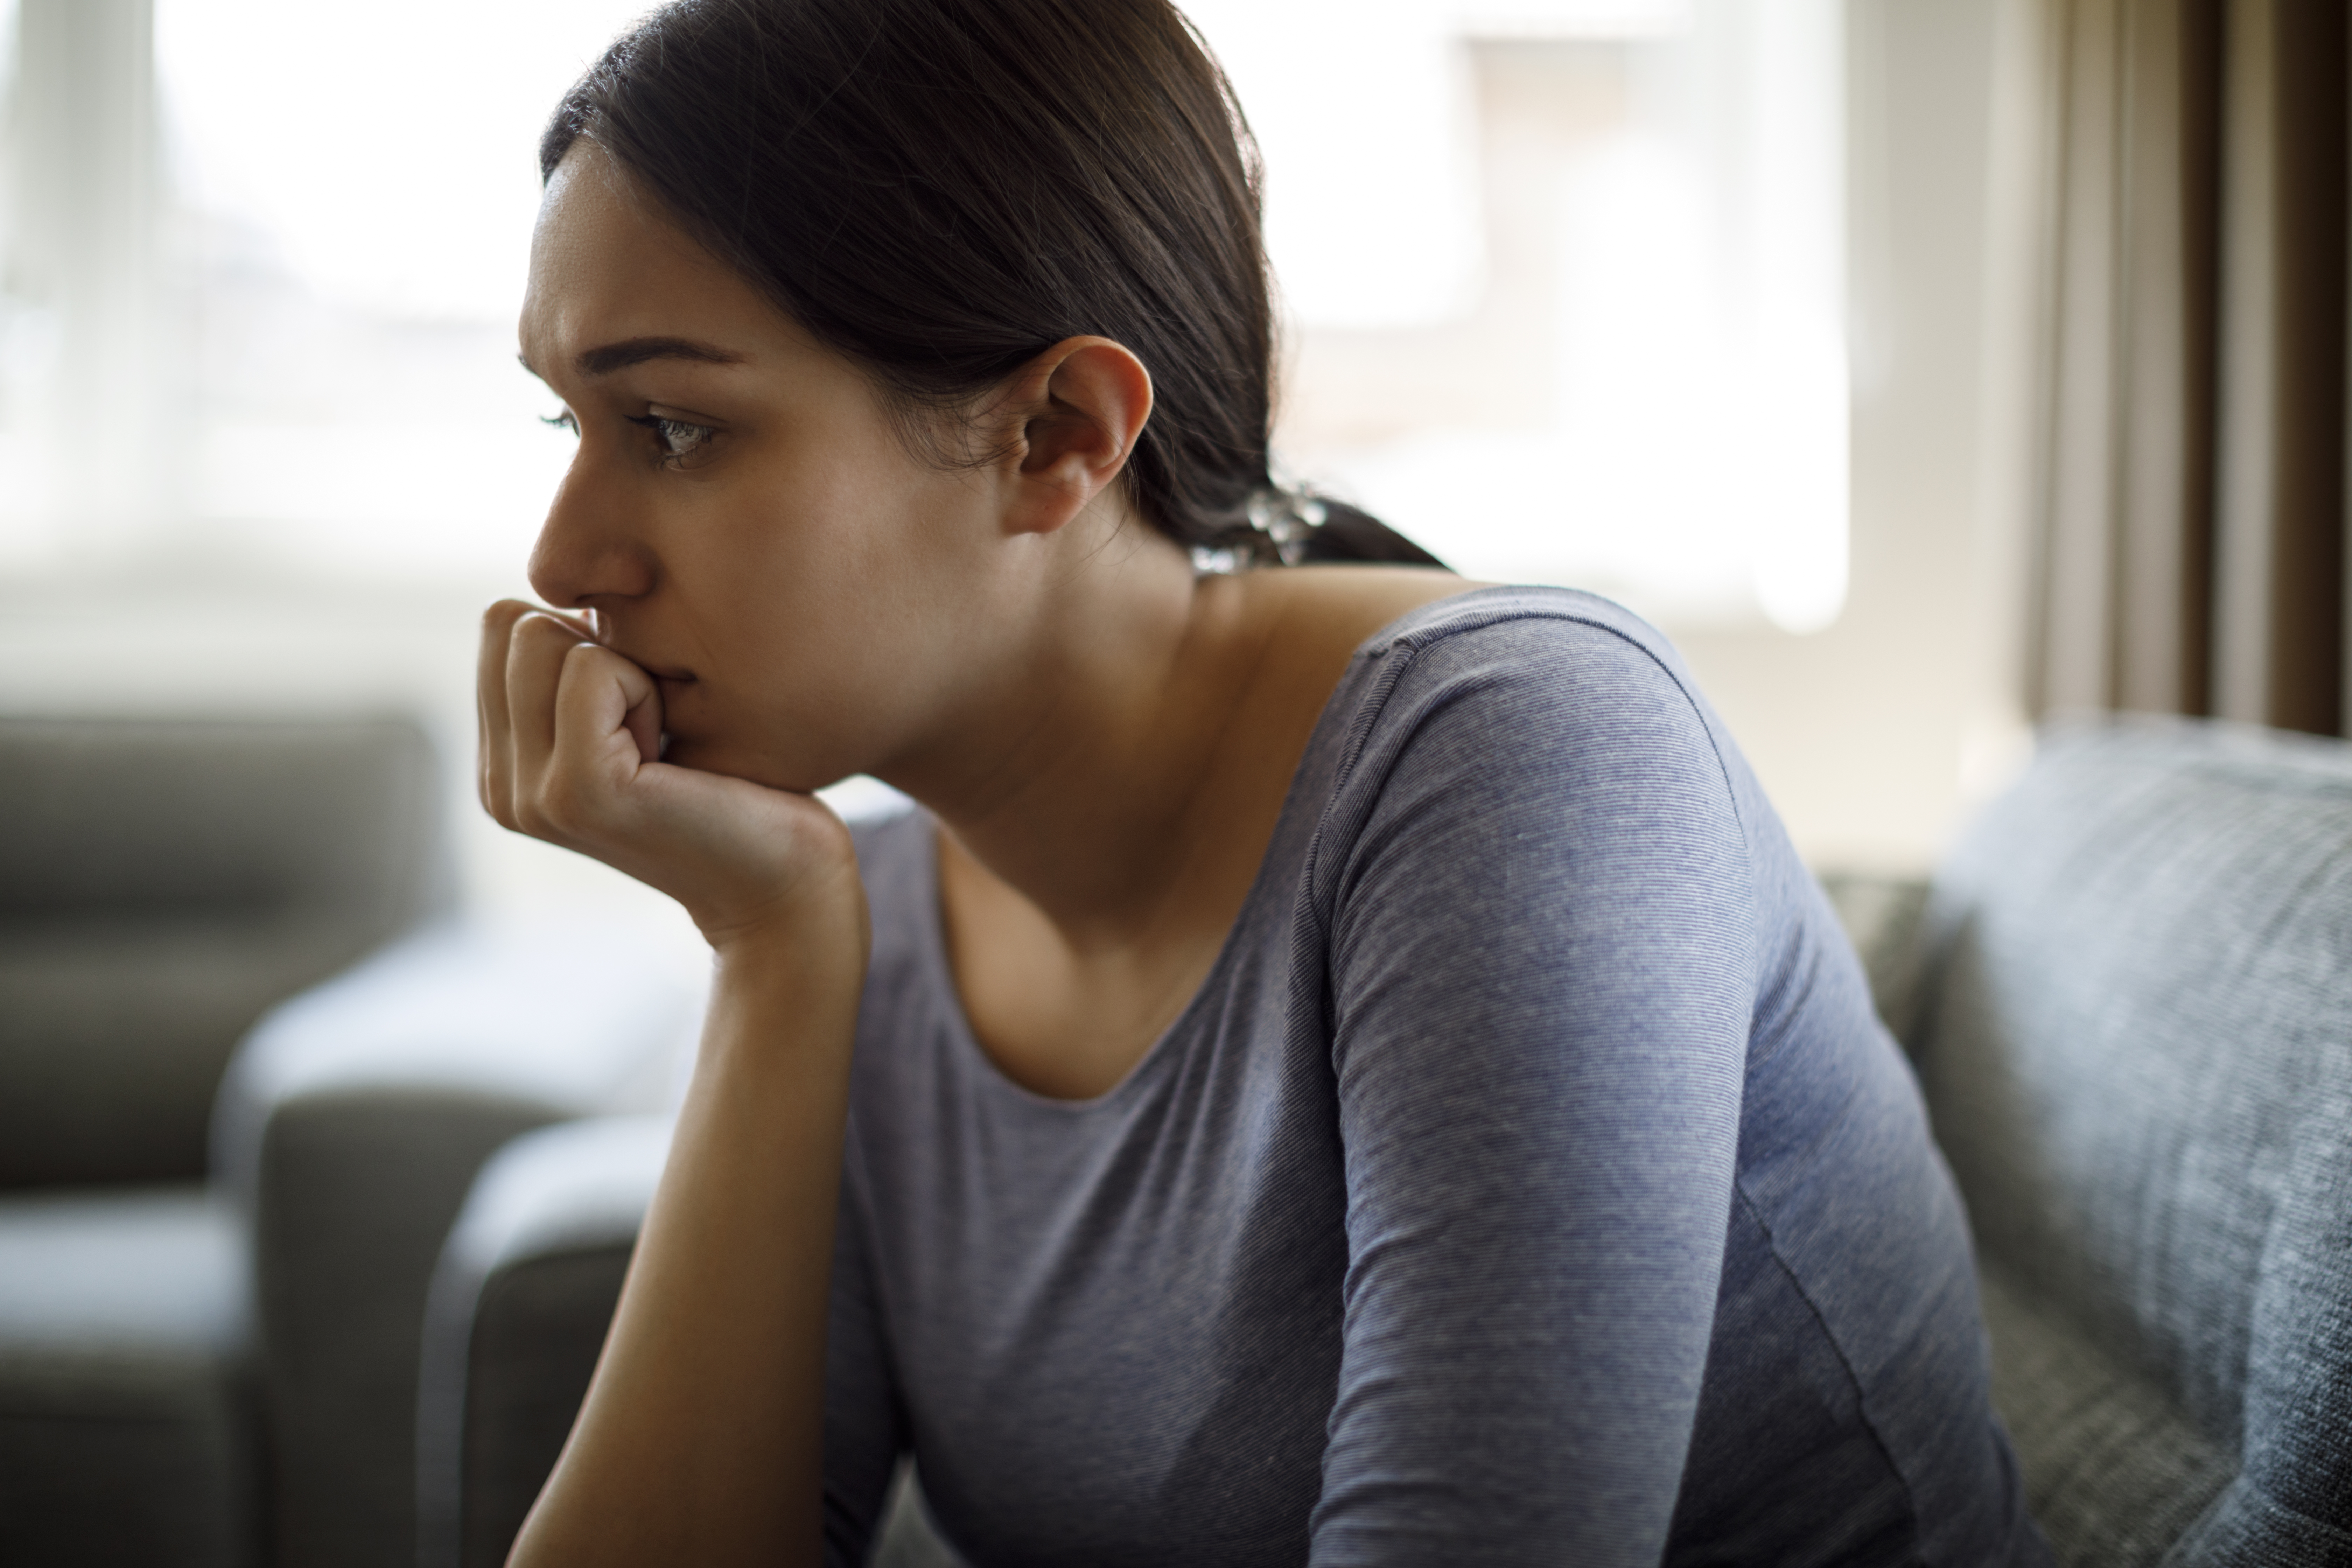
874, 508, 1279, 952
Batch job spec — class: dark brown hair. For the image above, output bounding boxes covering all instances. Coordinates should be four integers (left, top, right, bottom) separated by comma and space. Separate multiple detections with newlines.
541, 0, 1438, 565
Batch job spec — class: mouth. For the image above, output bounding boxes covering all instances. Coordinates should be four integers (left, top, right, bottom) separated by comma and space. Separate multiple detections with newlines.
653, 674, 698, 728
646, 672, 695, 762
607, 645, 695, 690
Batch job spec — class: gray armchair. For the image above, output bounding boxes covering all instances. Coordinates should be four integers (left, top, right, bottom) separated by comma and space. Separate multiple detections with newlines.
216, 919, 698, 1568
414, 1112, 954, 1568
0, 714, 698, 1568
0, 714, 442, 1567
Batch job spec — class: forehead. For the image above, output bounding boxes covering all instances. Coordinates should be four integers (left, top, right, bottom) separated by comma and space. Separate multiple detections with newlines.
521, 142, 785, 371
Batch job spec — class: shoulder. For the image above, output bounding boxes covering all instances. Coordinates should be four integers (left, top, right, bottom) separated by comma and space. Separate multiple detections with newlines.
1294, 586, 1763, 957
1303, 591, 1772, 1078
1356, 584, 1704, 700
1325, 585, 1739, 819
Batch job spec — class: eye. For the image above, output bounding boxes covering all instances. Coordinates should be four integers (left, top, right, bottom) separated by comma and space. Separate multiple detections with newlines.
626, 414, 718, 466
541, 410, 579, 436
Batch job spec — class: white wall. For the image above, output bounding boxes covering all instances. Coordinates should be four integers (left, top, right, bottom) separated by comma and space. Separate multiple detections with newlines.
1673, 0, 2039, 872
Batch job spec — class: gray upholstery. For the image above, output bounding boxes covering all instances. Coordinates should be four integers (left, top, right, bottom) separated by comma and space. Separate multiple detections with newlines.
0, 713, 441, 1568
0, 715, 443, 1186
1911, 718, 2352, 1567
418, 1115, 957, 1568
417, 1115, 671, 1568
218, 924, 698, 1568
1819, 869, 1932, 1044
0, 1187, 258, 1567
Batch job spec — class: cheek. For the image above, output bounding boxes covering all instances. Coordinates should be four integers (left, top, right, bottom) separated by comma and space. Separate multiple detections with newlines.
698, 444, 958, 646
657, 435, 990, 763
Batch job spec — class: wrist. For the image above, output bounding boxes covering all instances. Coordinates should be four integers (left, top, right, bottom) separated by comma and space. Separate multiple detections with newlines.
693, 833, 868, 950
703, 879, 869, 993
691, 909, 868, 1093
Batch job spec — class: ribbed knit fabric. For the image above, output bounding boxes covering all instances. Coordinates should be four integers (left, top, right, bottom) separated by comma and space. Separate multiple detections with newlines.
819, 587, 2045, 1567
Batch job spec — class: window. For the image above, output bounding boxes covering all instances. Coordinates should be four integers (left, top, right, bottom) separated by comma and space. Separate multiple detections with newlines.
2, 0, 1844, 630
1203, 0, 1849, 630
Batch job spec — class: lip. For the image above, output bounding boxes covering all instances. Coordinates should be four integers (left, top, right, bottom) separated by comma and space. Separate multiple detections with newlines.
607, 645, 696, 686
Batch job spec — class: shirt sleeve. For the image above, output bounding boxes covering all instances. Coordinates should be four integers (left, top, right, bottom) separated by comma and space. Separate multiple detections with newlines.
1307, 616, 1757, 1566
821, 1139, 908, 1568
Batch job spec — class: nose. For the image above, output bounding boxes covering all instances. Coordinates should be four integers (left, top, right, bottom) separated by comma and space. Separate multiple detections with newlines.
527, 445, 658, 610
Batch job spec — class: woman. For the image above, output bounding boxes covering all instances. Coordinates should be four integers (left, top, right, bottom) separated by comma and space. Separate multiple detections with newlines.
479, 0, 2044, 1562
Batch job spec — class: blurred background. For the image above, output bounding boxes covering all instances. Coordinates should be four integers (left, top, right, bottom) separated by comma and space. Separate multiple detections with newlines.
13, 7, 2352, 1564
1, 0, 2041, 939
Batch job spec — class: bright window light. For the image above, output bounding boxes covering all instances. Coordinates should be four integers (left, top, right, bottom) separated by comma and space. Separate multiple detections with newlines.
143, 0, 655, 578
8, 0, 1846, 634
1196, 0, 1849, 631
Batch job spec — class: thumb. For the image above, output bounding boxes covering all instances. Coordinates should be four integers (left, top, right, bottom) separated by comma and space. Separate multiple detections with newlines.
621, 678, 664, 764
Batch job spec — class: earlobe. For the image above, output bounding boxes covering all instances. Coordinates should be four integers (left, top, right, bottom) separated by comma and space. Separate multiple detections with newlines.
1002, 336, 1154, 539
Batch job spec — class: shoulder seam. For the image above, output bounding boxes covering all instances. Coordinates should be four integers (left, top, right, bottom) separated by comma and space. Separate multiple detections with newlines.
1355, 600, 1755, 851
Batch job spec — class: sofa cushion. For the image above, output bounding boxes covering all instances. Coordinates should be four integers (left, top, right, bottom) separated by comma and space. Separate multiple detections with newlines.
1976, 1265, 2237, 1563
1913, 718, 2352, 1567
0, 715, 443, 927
1818, 871, 1931, 1041
0, 1185, 258, 1567
0, 715, 443, 1187
0, 922, 380, 1187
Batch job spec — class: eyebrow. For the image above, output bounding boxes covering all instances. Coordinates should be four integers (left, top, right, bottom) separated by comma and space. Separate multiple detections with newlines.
518, 336, 749, 380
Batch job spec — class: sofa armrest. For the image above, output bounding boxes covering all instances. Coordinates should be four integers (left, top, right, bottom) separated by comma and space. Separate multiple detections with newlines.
212, 920, 701, 1568
416, 1114, 961, 1568
416, 1115, 668, 1568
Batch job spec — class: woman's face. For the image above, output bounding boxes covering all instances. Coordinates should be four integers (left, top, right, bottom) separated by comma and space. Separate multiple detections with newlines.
518, 141, 1021, 793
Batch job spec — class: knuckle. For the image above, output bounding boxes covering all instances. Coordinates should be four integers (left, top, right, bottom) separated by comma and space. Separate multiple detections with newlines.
514, 795, 554, 837
530, 772, 594, 836
479, 774, 515, 830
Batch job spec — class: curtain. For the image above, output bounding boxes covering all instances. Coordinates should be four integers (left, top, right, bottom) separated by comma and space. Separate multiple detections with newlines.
2028, 0, 2347, 737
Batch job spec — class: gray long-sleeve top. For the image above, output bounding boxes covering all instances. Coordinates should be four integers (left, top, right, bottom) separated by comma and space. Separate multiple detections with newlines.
821, 587, 2044, 1566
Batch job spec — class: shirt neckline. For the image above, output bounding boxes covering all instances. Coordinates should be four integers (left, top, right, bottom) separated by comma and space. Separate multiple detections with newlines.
909, 582, 1531, 1113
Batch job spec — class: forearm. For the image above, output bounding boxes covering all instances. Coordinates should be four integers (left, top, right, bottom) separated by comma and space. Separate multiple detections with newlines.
508, 923, 866, 1568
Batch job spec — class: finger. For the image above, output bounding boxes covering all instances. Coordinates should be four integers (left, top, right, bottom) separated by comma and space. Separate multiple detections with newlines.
536, 606, 601, 642
506, 613, 593, 828
621, 673, 665, 765
536, 643, 661, 841
554, 641, 662, 778
477, 600, 538, 826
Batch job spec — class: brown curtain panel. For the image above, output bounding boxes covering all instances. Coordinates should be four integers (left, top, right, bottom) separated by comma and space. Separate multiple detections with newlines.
2028, 0, 2348, 736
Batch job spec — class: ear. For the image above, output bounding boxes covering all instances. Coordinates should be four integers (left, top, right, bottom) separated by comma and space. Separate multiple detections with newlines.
995, 336, 1154, 538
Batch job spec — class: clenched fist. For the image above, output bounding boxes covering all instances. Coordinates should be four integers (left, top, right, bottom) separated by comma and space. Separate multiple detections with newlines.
476, 600, 867, 957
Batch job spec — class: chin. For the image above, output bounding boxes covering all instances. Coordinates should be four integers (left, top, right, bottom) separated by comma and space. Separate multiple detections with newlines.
661, 732, 842, 797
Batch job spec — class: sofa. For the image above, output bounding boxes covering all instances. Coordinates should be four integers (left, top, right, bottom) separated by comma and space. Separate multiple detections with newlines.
407, 716, 2352, 1567
16, 713, 2348, 1566
1892, 718, 2352, 1565
0, 715, 701, 1568
0, 714, 444, 1567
